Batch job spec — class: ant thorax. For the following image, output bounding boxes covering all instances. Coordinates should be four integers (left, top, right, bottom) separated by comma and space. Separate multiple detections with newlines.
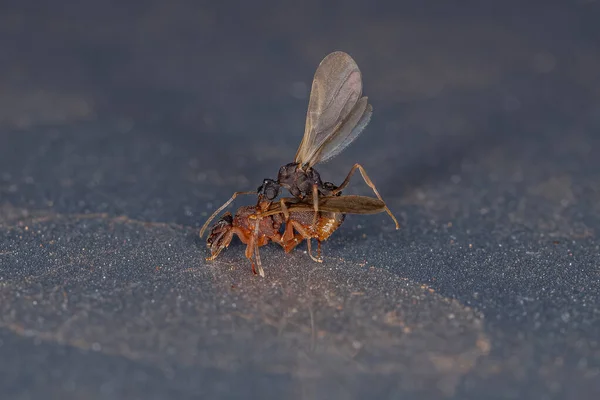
276, 162, 335, 199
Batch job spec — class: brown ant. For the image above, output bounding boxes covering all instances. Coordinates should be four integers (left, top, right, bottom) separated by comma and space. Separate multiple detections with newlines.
199, 51, 400, 254
206, 195, 389, 277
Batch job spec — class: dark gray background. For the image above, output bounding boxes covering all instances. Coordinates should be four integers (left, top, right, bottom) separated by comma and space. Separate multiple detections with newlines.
1, 1, 599, 399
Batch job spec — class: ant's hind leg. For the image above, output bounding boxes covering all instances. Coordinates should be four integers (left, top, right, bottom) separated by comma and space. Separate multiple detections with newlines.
306, 239, 322, 263
331, 163, 400, 229
290, 220, 322, 263
199, 191, 256, 238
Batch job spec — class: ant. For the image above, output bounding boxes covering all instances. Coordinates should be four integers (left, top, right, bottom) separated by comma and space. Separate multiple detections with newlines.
200, 51, 400, 261
206, 195, 389, 277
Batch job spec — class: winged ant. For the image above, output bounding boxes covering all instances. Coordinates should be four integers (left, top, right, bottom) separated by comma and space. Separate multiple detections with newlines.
200, 51, 400, 264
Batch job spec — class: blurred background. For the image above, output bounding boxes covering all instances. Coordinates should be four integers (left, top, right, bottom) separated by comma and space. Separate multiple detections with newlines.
1, 1, 599, 399
2, 0, 599, 227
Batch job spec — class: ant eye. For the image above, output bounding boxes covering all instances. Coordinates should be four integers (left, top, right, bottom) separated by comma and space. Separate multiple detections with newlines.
221, 213, 233, 224
258, 179, 279, 200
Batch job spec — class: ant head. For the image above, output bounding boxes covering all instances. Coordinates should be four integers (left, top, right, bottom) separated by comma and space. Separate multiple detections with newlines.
257, 178, 280, 201
207, 212, 233, 257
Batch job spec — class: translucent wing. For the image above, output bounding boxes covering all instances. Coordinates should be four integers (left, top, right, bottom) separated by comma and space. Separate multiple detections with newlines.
315, 100, 372, 164
261, 195, 386, 216
294, 51, 369, 167
316, 195, 385, 214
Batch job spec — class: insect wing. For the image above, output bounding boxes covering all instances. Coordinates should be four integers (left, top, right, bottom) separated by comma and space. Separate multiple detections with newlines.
317, 195, 386, 214
294, 51, 365, 167
261, 195, 386, 217
314, 99, 372, 164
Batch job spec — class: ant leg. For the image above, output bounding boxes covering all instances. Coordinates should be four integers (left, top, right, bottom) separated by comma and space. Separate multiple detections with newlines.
279, 221, 310, 254
244, 226, 257, 275
282, 237, 302, 253
255, 196, 298, 219
331, 163, 400, 229
289, 220, 322, 263
312, 184, 319, 227
206, 225, 253, 261
199, 191, 256, 238
279, 198, 291, 221
252, 213, 265, 277
281, 228, 303, 253
306, 238, 322, 263
317, 240, 322, 259
280, 217, 296, 246
254, 240, 265, 277
243, 216, 265, 277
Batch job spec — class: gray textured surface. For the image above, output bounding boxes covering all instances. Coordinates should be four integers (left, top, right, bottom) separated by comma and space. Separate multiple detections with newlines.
1, 1, 599, 399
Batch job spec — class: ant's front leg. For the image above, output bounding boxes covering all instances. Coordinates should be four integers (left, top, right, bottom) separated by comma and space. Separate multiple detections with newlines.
279, 198, 290, 221
249, 212, 266, 277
